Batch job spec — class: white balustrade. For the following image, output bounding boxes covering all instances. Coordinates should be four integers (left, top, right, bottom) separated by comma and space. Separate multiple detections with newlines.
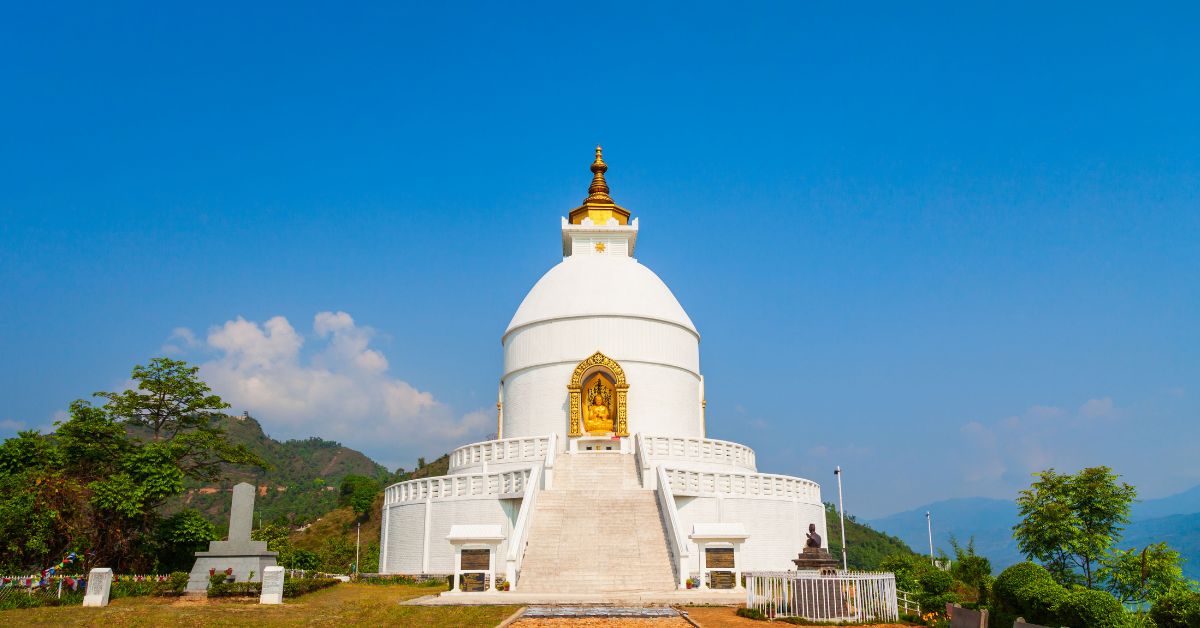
383, 468, 532, 505
662, 468, 821, 503
745, 571, 898, 622
654, 464, 691, 589
504, 465, 542, 589
448, 435, 552, 473
639, 434, 757, 471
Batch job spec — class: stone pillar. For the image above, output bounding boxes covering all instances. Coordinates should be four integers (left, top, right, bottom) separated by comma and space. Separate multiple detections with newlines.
228, 482, 254, 543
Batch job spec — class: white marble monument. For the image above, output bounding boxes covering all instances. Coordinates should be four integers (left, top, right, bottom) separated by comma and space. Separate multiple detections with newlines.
186, 482, 278, 594
260, 565, 285, 604
378, 148, 827, 594
82, 567, 112, 607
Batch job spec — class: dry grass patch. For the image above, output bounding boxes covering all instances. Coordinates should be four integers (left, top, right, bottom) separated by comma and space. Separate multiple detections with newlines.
2, 582, 517, 627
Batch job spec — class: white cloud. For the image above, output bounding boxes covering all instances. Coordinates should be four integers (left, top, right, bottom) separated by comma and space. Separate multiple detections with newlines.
1079, 397, 1117, 420
953, 396, 1124, 489
179, 311, 490, 468
161, 327, 200, 354
0, 419, 25, 432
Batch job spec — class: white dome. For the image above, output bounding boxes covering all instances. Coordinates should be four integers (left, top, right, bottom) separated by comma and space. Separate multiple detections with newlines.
504, 255, 697, 338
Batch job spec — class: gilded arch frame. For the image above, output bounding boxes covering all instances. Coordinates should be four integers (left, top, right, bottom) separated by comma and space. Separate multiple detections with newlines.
568, 351, 629, 437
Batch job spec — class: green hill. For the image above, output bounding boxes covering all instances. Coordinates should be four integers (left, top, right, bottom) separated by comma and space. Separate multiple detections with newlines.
824, 502, 917, 569
159, 414, 395, 529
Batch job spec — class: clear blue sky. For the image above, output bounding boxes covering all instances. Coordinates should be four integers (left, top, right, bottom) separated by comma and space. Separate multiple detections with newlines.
2, 2, 1196, 517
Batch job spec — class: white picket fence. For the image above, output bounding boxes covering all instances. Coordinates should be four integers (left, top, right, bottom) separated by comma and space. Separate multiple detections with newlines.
745, 571, 899, 622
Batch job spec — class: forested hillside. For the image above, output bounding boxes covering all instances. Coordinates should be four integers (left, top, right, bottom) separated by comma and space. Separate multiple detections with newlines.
157, 414, 395, 529
824, 502, 916, 569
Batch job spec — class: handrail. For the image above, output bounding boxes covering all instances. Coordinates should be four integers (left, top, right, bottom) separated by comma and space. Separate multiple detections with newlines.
448, 435, 552, 472
639, 434, 757, 471
661, 467, 821, 502
634, 432, 652, 488
544, 433, 557, 489
383, 468, 531, 505
655, 464, 691, 589
504, 465, 542, 589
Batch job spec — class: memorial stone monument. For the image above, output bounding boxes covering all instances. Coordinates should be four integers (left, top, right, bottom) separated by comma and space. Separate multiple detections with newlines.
82, 567, 112, 607
260, 565, 285, 604
186, 482, 278, 594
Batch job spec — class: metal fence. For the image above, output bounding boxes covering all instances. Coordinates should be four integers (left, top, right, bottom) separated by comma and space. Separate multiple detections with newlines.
745, 570, 899, 622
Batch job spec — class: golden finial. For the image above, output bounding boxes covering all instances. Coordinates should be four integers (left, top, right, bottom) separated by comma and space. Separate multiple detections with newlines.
570, 145, 629, 225
588, 145, 610, 198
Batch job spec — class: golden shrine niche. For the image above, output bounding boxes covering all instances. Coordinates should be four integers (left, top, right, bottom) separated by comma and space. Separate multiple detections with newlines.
568, 351, 628, 437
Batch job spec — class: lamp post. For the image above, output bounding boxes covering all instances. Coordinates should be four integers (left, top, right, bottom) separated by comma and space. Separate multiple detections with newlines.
926, 511, 934, 565
835, 466, 847, 571
355, 522, 361, 578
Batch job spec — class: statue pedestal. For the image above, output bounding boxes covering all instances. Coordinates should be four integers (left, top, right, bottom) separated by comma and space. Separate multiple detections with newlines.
792, 547, 840, 573
569, 435, 628, 453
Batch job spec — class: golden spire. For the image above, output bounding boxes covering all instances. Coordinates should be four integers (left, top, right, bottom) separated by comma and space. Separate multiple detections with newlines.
569, 145, 630, 225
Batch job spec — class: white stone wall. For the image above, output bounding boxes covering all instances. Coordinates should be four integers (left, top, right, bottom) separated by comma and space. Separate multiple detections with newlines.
382, 497, 520, 574
502, 361, 702, 444
674, 495, 828, 573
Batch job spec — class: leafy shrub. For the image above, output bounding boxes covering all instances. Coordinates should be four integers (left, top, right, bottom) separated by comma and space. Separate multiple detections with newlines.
111, 572, 190, 598
282, 577, 339, 597
208, 580, 261, 597
1018, 579, 1070, 624
993, 562, 1055, 606
1058, 587, 1125, 628
992, 562, 1062, 626
736, 607, 766, 620
1150, 587, 1200, 628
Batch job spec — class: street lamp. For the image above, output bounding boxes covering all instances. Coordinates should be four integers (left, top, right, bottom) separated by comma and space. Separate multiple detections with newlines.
835, 466, 847, 571
926, 511, 934, 565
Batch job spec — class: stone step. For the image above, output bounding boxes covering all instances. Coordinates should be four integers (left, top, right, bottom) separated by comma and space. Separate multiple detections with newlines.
515, 453, 676, 594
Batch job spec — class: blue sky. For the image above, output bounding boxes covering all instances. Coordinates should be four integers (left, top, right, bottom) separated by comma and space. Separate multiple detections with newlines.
1, 2, 1197, 517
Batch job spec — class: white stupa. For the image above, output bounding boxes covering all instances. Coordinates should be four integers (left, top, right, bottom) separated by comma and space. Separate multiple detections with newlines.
379, 148, 826, 594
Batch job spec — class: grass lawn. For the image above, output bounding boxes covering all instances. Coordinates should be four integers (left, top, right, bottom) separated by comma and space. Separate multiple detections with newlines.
2, 582, 519, 627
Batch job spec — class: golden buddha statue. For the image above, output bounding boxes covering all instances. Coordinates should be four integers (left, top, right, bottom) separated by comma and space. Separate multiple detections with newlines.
584, 393, 612, 434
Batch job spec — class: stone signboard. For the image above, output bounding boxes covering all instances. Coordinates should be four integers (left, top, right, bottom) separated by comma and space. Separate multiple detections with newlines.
460, 549, 490, 571
710, 570, 736, 589
82, 567, 113, 607
260, 566, 284, 605
705, 547, 734, 569
460, 572, 486, 592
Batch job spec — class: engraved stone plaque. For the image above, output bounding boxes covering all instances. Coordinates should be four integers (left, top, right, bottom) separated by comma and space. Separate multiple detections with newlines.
259, 565, 285, 604
82, 568, 113, 607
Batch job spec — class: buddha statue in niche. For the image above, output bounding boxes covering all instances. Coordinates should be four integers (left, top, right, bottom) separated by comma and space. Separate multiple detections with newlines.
584, 393, 613, 434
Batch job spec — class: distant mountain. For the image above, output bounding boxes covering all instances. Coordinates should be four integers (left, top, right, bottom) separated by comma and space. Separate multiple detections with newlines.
1134, 484, 1200, 520
867, 498, 1023, 569
869, 487, 1200, 580
159, 414, 395, 528
1124, 513, 1200, 580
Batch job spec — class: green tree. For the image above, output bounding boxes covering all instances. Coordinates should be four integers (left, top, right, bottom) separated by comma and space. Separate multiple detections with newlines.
1014, 466, 1136, 588
1102, 542, 1188, 608
339, 474, 381, 519
0, 358, 265, 571
949, 535, 993, 603
155, 509, 217, 572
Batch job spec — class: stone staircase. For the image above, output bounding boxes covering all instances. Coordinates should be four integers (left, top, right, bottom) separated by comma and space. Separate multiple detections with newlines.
515, 453, 678, 593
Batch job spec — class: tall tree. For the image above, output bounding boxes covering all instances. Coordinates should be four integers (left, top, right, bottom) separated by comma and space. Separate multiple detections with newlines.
1014, 466, 1136, 588
0, 358, 264, 571
96, 358, 229, 442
